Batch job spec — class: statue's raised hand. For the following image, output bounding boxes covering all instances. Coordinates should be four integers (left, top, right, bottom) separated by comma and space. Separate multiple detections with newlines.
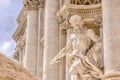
49, 57, 60, 65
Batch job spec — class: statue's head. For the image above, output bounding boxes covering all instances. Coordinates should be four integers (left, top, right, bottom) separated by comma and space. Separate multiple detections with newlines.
69, 15, 84, 29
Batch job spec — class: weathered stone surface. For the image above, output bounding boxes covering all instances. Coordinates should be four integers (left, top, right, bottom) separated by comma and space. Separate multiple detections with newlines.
24, 9, 38, 76
102, 0, 120, 80
12, 0, 105, 80
0, 52, 37, 80
50, 15, 103, 80
43, 0, 60, 80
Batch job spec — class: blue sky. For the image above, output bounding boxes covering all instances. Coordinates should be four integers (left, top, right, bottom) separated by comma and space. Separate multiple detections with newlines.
0, 0, 22, 57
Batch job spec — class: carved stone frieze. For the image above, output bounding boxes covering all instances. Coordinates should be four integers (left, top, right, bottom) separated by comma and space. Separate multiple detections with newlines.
68, 0, 101, 5
23, 0, 44, 10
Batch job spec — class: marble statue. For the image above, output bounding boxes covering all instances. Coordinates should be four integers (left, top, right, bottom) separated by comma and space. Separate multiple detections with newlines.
50, 15, 103, 80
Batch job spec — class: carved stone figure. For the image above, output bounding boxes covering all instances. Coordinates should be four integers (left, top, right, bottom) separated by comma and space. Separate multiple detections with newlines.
50, 15, 103, 80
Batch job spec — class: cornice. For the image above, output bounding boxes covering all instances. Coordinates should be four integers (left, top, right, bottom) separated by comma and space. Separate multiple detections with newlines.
12, 16, 27, 42
17, 7, 25, 24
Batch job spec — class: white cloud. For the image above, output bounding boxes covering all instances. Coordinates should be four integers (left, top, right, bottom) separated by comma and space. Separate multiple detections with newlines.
0, 41, 15, 57
0, 0, 22, 57
0, 0, 11, 8
0, 41, 11, 51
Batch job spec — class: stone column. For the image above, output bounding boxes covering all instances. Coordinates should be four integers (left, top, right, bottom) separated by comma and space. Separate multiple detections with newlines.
66, 28, 72, 80
59, 28, 67, 80
23, 0, 39, 76
102, 0, 120, 80
43, 0, 60, 80
25, 10, 38, 75
37, 3, 44, 80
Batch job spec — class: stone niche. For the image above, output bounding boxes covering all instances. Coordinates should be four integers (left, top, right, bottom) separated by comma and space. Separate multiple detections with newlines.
57, 3, 102, 35
57, 2, 103, 80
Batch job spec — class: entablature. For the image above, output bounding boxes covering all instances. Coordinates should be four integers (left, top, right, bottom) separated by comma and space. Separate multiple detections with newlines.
12, 17, 27, 42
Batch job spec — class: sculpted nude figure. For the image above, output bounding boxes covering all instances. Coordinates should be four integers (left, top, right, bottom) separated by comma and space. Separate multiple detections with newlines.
50, 15, 103, 80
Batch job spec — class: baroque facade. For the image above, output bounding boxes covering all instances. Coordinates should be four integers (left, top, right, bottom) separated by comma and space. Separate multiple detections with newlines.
12, 0, 120, 80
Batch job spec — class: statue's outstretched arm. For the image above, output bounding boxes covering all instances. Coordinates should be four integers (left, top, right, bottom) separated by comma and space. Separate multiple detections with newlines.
50, 40, 72, 64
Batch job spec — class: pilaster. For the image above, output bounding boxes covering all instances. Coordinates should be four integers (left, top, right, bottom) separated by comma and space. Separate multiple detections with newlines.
102, 0, 120, 80
43, 0, 60, 80
23, 0, 40, 76
36, 3, 44, 80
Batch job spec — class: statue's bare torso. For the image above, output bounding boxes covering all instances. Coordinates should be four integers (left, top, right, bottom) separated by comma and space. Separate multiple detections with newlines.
70, 29, 91, 54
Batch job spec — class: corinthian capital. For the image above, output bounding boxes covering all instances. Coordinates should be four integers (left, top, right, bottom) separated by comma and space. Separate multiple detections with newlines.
23, 0, 43, 10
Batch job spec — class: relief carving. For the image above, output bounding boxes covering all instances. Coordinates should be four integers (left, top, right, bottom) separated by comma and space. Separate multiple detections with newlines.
70, 0, 101, 5
23, 0, 40, 9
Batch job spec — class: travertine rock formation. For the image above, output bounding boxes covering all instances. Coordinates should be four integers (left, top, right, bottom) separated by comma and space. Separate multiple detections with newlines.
0, 52, 37, 80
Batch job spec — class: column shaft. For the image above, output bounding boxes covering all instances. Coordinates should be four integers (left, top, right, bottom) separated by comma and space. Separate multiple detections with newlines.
102, 0, 120, 79
24, 10, 38, 75
37, 7, 44, 80
43, 0, 60, 80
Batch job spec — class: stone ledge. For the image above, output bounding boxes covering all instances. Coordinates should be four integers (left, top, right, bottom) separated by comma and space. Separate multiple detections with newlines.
103, 72, 120, 80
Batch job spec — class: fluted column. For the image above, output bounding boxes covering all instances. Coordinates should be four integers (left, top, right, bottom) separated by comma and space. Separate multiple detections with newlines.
23, 0, 39, 76
43, 0, 60, 80
102, 0, 120, 80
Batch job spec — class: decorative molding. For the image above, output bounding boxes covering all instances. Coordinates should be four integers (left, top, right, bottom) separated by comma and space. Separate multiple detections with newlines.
17, 8, 25, 24
67, 0, 101, 5
57, 3, 101, 22
12, 15, 27, 42
13, 7, 27, 42
23, 0, 44, 10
